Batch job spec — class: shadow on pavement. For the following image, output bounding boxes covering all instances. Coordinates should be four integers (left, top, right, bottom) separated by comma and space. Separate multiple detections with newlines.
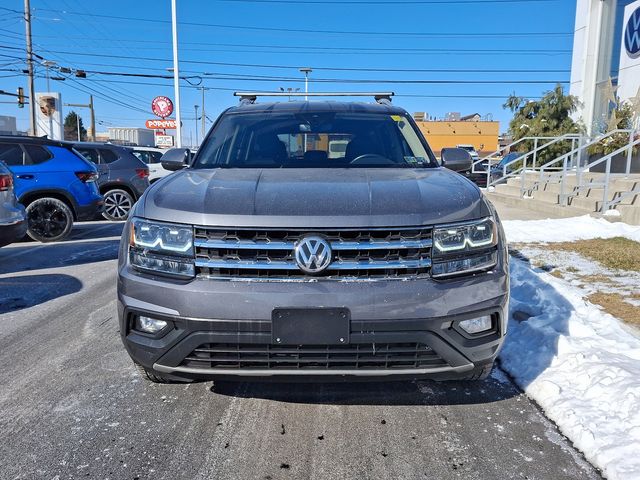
0, 274, 83, 314
0, 239, 120, 275
16, 221, 124, 244
209, 368, 519, 406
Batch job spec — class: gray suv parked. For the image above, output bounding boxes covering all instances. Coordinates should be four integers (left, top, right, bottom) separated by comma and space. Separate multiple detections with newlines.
73, 143, 150, 221
118, 94, 509, 384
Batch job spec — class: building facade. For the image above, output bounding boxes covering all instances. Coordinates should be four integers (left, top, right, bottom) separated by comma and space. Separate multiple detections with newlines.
414, 119, 500, 156
570, 0, 640, 135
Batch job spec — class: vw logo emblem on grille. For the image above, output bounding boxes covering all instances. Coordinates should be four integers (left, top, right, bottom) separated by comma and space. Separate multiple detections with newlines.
294, 236, 332, 273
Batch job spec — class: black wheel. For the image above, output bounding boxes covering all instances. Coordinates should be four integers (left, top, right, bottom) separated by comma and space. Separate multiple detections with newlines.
26, 197, 73, 243
102, 188, 134, 221
134, 363, 173, 383
463, 363, 494, 381
134, 363, 191, 384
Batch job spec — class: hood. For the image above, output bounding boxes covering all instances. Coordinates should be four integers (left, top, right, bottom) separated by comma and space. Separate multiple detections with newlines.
140, 167, 490, 228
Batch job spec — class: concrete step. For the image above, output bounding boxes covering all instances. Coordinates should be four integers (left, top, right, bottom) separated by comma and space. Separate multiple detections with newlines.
494, 184, 523, 197
612, 205, 640, 225
485, 192, 594, 219
566, 196, 599, 212
533, 190, 561, 205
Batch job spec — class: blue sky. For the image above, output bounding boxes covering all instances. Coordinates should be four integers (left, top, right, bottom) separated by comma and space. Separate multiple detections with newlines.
0, 0, 576, 143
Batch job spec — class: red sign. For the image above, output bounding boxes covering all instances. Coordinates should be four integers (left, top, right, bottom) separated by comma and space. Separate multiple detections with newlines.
151, 96, 173, 118
146, 119, 177, 129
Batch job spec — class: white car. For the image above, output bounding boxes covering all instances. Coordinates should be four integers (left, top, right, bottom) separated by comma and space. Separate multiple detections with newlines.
456, 144, 480, 162
130, 147, 170, 183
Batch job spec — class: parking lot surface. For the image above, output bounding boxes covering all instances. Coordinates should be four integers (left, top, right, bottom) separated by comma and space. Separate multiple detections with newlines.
0, 222, 600, 480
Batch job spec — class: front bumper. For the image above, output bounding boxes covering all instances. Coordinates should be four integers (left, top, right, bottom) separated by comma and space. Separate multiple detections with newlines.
118, 262, 509, 381
0, 213, 27, 247
76, 197, 105, 221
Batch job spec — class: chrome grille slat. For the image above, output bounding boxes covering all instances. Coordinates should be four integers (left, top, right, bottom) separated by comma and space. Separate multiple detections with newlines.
195, 258, 432, 270
194, 238, 432, 250
194, 226, 432, 280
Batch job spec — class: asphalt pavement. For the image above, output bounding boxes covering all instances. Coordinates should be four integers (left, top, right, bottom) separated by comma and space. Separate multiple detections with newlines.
0, 222, 601, 480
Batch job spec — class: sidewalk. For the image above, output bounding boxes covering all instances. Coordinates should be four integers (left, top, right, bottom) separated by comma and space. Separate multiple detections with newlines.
488, 195, 557, 221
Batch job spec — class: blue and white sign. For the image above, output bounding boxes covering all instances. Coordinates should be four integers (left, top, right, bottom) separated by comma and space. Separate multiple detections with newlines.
625, 6, 640, 58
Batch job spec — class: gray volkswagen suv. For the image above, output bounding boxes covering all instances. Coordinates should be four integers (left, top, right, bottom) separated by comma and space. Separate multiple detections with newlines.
118, 94, 509, 383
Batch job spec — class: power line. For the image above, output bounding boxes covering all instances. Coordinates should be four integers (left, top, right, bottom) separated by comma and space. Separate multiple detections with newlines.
43, 66, 568, 85
219, 0, 554, 3
7, 29, 574, 55
32, 8, 572, 38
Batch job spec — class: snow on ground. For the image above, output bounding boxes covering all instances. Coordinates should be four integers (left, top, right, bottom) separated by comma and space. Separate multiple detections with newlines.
503, 215, 640, 243
499, 217, 640, 479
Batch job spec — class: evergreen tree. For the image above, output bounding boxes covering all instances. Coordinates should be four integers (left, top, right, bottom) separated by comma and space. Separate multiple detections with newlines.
64, 111, 87, 141
503, 85, 583, 165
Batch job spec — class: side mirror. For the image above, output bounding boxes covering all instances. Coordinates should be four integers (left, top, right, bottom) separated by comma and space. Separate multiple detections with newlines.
441, 148, 473, 173
161, 148, 191, 171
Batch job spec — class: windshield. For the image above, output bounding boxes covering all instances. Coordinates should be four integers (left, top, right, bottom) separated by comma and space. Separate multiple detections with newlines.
192, 111, 437, 169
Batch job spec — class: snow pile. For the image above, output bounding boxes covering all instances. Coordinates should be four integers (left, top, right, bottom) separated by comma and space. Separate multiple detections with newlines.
499, 216, 640, 479
502, 215, 640, 243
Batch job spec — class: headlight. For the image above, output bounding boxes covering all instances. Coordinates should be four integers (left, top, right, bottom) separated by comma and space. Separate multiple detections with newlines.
129, 217, 195, 278
432, 217, 498, 277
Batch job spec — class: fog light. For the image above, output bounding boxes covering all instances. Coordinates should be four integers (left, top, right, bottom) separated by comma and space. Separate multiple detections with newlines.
459, 315, 492, 334
136, 315, 167, 334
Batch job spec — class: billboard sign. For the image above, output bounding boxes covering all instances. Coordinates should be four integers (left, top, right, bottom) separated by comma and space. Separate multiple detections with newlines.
151, 96, 174, 118
155, 135, 174, 148
36, 92, 63, 140
145, 119, 177, 129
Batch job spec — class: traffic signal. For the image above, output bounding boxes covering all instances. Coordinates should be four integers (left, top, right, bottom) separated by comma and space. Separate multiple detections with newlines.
17, 87, 24, 108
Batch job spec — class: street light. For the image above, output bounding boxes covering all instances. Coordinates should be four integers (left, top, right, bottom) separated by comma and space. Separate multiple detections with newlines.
42, 60, 57, 92
170, 0, 182, 147
279, 87, 300, 102
299, 67, 312, 100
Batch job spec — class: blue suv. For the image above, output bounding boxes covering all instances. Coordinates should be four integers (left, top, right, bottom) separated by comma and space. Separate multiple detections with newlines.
0, 136, 104, 242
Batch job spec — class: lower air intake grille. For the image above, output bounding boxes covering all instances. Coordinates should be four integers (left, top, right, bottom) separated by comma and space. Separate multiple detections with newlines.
180, 342, 447, 370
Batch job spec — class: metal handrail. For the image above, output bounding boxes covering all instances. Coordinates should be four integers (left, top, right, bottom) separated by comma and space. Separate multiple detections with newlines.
530, 129, 635, 194
606, 186, 640, 210
560, 137, 640, 211
472, 136, 561, 173
486, 134, 582, 189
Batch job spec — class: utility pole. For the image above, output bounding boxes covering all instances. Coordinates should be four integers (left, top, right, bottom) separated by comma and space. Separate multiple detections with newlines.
194, 104, 199, 146
171, 0, 182, 148
65, 96, 96, 141
89, 95, 95, 141
24, 0, 36, 135
200, 86, 206, 141
76, 113, 80, 141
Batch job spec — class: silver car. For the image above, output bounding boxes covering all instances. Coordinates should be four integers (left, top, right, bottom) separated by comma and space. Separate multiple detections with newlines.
118, 95, 509, 384
0, 161, 27, 247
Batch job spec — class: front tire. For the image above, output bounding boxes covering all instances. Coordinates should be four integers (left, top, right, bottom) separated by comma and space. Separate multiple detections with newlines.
463, 363, 494, 381
102, 188, 133, 221
134, 363, 192, 384
26, 197, 73, 243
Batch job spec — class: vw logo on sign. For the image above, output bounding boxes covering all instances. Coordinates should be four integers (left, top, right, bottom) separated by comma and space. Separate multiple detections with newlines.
625, 6, 640, 58
294, 236, 332, 274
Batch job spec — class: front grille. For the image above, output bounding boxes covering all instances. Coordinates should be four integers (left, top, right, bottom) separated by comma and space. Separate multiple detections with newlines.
180, 342, 447, 370
194, 227, 432, 280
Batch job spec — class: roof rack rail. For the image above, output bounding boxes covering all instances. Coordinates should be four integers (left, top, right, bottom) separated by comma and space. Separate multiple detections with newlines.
234, 91, 395, 105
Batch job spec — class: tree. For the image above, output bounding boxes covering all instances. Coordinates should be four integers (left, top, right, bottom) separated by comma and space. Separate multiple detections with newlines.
503, 84, 583, 165
588, 103, 639, 156
64, 111, 87, 141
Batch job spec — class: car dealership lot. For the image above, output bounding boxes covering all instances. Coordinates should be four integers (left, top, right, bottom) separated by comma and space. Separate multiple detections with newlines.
0, 222, 600, 480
